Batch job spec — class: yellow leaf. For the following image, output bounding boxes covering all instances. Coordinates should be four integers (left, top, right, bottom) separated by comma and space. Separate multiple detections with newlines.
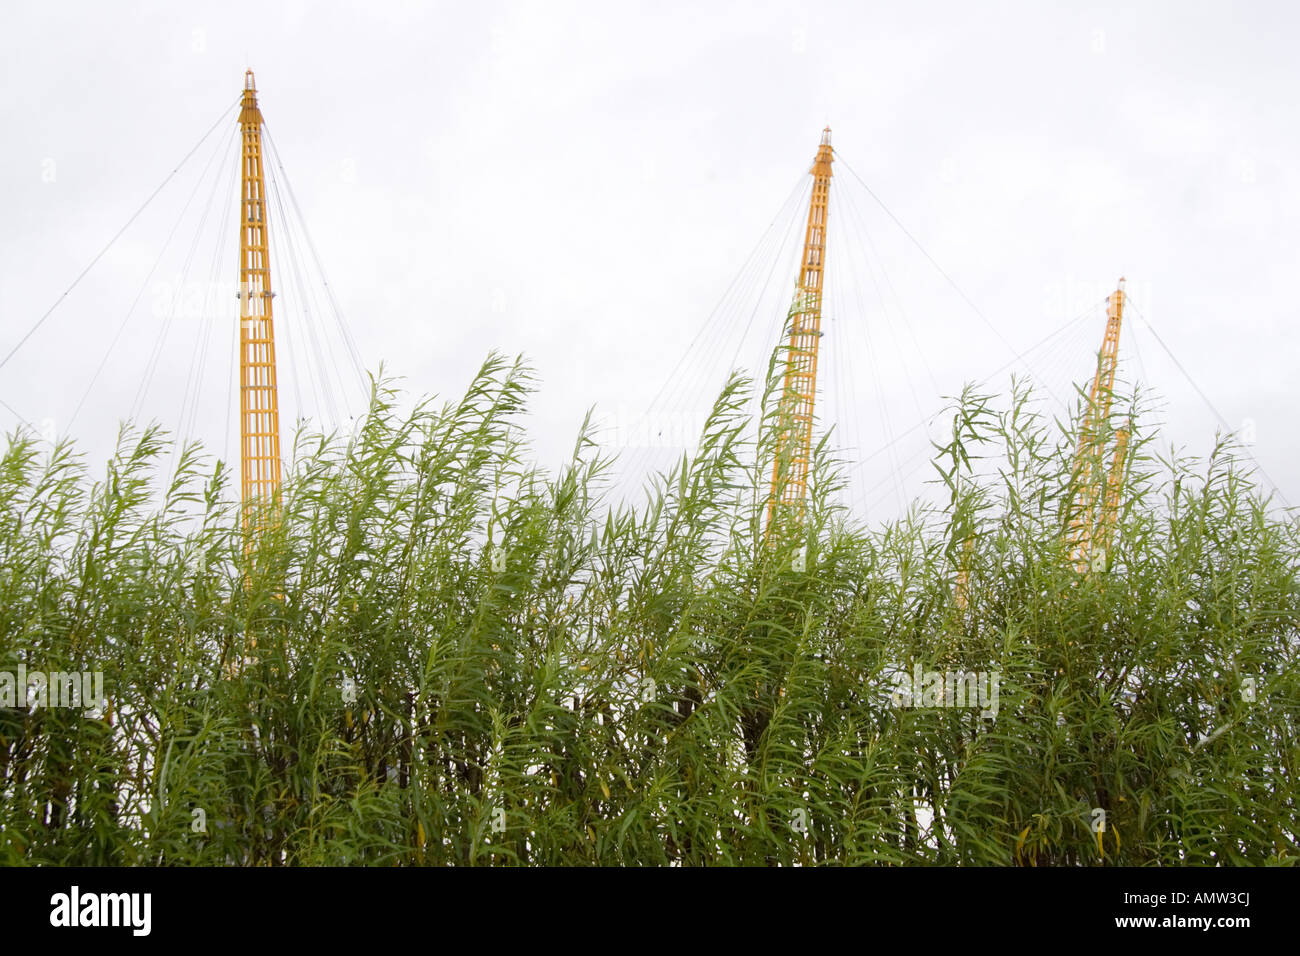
599, 778, 610, 800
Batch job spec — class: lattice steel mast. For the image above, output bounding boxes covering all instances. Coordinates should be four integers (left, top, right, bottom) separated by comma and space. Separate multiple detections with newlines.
237, 70, 283, 537
766, 128, 834, 533
1067, 278, 1127, 571
1097, 422, 1131, 557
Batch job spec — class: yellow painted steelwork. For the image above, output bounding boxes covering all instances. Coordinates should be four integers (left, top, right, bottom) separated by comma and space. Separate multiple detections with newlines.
766, 128, 834, 533
237, 70, 283, 539
1098, 423, 1130, 557
1067, 278, 1126, 571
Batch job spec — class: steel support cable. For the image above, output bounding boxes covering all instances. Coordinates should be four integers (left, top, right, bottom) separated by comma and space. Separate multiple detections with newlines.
0, 397, 32, 429
837, 155, 1021, 364
860, 423, 941, 519
275, 167, 352, 427
826, 155, 1096, 511
266, 160, 333, 427
996, 311, 1098, 451
973, 296, 1102, 418
264, 125, 363, 380
203, 147, 241, 420
835, 257, 887, 484
832, 206, 878, 515
745, 188, 812, 393
164, 140, 237, 482
723, 177, 814, 394
840, 219, 922, 459
726, 186, 811, 465
1042, 352, 1094, 436
0, 99, 240, 377
1126, 298, 1290, 508
821, 221, 873, 512
296, 213, 347, 429
264, 147, 325, 423
640, 217, 805, 502
838, 174, 940, 413
824, 305, 851, 487
1126, 304, 1152, 390
130, 124, 240, 425
821, 192, 869, 475
843, 300, 1106, 479
856, 267, 907, 514
180, 146, 242, 452
625, 240, 789, 490
649, 175, 808, 426
68, 123, 239, 433
855, 188, 942, 404
1122, 326, 1171, 436
647, 175, 806, 411
616, 184, 797, 483
1026, 314, 1129, 515
733, 235, 800, 452
1035, 314, 1101, 415
271, 193, 310, 429
827, 261, 869, 515
737, 196, 813, 492
268, 124, 381, 439
616, 216, 785, 486
837, 185, 937, 513
263, 126, 368, 395
835, 184, 913, 509
648, 218, 781, 431
619, 177, 809, 484
1036, 311, 1093, 384
863, 439, 935, 515
224, 294, 238, 470
826, 250, 852, 448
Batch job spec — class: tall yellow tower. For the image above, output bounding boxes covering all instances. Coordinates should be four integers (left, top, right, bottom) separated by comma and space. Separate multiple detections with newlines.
1097, 422, 1130, 557
766, 128, 834, 532
236, 70, 283, 536
1067, 278, 1127, 571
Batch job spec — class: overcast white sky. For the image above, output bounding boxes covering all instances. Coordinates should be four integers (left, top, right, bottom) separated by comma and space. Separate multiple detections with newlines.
1, 0, 1297, 521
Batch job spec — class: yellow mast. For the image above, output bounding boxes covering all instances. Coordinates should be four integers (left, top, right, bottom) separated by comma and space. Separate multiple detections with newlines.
237, 70, 283, 540
766, 128, 834, 533
1067, 278, 1126, 571
1097, 422, 1130, 557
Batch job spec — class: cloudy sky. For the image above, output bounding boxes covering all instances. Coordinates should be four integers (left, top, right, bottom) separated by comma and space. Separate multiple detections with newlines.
1, 0, 1296, 520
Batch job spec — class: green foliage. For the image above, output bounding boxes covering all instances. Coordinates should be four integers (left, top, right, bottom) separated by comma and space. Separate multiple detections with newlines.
0, 352, 1296, 865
